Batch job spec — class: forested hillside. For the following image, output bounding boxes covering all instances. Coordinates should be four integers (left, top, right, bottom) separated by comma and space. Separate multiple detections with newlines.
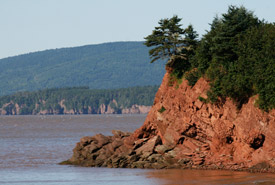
0, 86, 158, 115
0, 42, 165, 96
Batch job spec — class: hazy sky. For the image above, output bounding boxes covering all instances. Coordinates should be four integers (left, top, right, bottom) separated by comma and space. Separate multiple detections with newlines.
1, 0, 274, 59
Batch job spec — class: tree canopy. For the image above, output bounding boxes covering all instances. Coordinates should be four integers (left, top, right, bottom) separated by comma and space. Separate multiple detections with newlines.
145, 6, 275, 111
144, 16, 198, 79
144, 16, 198, 65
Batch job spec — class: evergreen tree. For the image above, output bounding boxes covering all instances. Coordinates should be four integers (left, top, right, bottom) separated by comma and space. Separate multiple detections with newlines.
193, 5, 262, 106
144, 16, 187, 63
211, 6, 259, 67
145, 16, 198, 79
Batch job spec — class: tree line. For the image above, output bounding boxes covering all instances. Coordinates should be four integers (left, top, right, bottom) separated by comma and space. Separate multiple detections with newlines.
0, 86, 158, 115
145, 5, 275, 111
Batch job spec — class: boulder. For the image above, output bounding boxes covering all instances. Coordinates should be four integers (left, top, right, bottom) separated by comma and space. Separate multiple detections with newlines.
135, 135, 161, 155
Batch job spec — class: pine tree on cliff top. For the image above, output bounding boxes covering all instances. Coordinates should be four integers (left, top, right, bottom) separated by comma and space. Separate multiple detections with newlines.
144, 15, 198, 67
144, 6, 274, 111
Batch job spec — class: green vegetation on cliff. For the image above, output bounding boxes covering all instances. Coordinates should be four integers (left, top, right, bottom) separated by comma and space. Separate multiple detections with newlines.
0, 86, 158, 115
144, 16, 199, 79
145, 6, 275, 111
0, 42, 165, 96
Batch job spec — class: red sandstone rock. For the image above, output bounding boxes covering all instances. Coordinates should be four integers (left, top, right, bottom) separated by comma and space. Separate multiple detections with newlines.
128, 72, 275, 171
64, 72, 275, 172
135, 135, 161, 154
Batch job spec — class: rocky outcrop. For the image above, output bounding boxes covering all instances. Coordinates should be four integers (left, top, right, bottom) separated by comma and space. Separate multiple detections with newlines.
63, 72, 275, 172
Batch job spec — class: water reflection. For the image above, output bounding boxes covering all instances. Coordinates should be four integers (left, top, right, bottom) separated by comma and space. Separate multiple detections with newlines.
147, 169, 275, 185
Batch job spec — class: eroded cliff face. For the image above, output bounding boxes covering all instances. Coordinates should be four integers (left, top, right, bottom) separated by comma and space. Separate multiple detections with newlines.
131, 72, 275, 169
63, 72, 275, 172
0, 101, 151, 115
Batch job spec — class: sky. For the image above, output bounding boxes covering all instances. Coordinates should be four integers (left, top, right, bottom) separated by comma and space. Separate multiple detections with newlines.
0, 0, 274, 59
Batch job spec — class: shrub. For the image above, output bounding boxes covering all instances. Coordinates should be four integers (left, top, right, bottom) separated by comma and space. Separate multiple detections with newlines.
158, 106, 166, 113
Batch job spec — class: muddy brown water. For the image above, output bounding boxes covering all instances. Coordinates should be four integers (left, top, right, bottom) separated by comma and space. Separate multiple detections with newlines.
0, 115, 274, 185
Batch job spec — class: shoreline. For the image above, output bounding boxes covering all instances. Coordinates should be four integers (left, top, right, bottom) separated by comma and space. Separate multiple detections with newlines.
60, 130, 275, 174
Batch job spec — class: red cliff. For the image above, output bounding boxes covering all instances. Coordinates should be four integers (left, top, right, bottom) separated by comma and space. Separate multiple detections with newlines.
64, 72, 275, 172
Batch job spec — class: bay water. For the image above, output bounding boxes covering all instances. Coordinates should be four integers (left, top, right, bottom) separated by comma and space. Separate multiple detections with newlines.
0, 115, 274, 185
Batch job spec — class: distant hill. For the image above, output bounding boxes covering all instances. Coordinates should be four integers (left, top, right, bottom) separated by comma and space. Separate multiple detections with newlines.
0, 41, 166, 96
